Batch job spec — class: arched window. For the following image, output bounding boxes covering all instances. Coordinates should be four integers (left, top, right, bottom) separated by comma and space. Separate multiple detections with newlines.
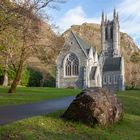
110, 26, 113, 39
103, 75, 107, 85
108, 75, 112, 84
113, 75, 118, 84
105, 27, 108, 40
64, 53, 79, 77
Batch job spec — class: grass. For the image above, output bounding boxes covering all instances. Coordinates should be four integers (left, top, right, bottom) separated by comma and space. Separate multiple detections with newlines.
0, 87, 80, 106
0, 89, 140, 140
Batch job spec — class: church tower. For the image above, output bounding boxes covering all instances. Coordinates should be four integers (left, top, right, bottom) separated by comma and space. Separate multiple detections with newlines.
101, 9, 120, 58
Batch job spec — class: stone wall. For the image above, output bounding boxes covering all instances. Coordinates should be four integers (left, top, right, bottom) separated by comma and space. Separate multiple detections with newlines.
56, 33, 87, 89
102, 71, 121, 91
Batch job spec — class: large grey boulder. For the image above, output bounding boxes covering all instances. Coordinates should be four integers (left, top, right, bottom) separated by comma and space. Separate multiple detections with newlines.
62, 87, 123, 126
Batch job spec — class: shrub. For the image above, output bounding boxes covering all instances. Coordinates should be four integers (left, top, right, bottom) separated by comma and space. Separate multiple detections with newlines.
21, 68, 30, 86
27, 68, 43, 87
43, 74, 56, 87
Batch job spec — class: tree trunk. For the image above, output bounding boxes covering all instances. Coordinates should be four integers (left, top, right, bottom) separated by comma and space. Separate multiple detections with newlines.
2, 56, 8, 87
8, 60, 24, 93
2, 73, 8, 86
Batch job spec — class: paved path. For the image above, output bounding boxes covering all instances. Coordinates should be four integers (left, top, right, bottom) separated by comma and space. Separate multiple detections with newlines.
0, 96, 75, 125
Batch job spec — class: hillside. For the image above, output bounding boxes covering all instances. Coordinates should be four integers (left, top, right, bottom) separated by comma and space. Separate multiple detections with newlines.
27, 22, 64, 79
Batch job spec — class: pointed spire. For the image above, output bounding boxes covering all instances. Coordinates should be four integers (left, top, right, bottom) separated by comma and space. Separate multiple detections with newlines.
117, 12, 119, 20
113, 8, 116, 19
102, 11, 104, 21
101, 11, 104, 24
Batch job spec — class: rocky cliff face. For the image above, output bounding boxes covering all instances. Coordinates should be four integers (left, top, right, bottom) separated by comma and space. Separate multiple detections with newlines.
63, 23, 140, 62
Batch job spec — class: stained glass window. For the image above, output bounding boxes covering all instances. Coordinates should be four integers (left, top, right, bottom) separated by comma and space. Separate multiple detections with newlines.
65, 53, 79, 76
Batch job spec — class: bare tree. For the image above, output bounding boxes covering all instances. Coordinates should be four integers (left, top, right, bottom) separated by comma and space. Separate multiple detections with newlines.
0, 24, 22, 86
0, 0, 66, 93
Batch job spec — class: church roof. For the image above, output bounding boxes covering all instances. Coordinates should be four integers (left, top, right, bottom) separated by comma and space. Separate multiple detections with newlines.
71, 31, 92, 56
103, 57, 121, 72
90, 66, 97, 80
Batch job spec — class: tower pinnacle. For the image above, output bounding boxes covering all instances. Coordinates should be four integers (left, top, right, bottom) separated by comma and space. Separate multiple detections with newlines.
113, 8, 116, 19
101, 9, 120, 58
117, 12, 119, 20
102, 11, 104, 22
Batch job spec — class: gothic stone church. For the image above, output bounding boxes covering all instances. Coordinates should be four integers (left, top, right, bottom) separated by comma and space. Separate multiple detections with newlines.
56, 10, 125, 91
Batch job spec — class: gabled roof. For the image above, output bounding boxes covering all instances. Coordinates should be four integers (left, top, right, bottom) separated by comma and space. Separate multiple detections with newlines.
90, 66, 97, 80
71, 31, 92, 57
103, 57, 121, 72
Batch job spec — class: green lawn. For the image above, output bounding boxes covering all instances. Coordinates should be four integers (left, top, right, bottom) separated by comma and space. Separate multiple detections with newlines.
0, 87, 80, 106
0, 89, 140, 140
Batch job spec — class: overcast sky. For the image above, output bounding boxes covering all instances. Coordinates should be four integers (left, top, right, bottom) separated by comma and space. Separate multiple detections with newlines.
48, 0, 140, 48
